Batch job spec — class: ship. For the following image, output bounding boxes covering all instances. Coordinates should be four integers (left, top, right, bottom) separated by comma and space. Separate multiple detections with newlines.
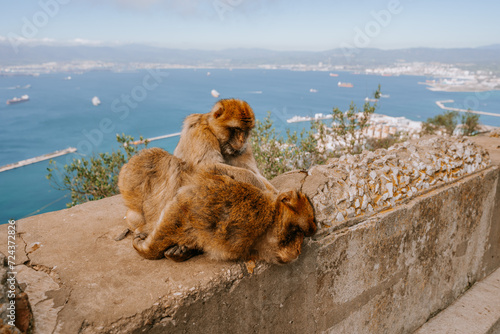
6, 95, 29, 105
211, 89, 220, 98
338, 82, 353, 88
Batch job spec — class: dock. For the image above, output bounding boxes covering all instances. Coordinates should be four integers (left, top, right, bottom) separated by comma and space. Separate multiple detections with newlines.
0, 147, 77, 173
436, 100, 500, 118
131, 132, 181, 145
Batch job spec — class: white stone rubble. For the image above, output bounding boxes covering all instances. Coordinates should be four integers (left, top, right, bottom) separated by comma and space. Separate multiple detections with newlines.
310, 137, 491, 228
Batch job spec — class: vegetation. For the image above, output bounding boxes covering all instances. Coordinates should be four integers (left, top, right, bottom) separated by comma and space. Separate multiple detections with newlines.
47, 134, 148, 207
250, 85, 383, 178
421, 110, 459, 136
329, 84, 381, 155
250, 113, 331, 179
421, 109, 480, 136
461, 111, 481, 136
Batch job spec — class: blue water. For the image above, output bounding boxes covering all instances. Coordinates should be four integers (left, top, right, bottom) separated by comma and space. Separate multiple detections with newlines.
1, 69, 500, 223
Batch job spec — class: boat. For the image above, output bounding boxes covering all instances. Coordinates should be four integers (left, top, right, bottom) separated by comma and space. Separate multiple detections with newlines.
338, 82, 353, 88
64, 76, 72, 80
92, 96, 101, 106
329, 73, 339, 77
365, 97, 379, 102
380, 94, 390, 98
6, 95, 29, 105
309, 88, 318, 93
211, 89, 220, 98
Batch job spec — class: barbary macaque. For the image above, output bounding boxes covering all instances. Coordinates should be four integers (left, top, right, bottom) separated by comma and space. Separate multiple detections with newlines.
173, 98, 276, 193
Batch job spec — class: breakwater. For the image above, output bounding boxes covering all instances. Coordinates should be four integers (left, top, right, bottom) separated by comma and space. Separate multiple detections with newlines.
0, 147, 77, 173
436, 100, 500, 118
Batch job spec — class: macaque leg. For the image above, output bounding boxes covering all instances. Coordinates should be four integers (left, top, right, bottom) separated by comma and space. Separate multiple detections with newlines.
133, 205, 178, 259
115, 209, 146, 241
126, 209, 146, 232
165, 245, 203, 262
133, 229, 177, 260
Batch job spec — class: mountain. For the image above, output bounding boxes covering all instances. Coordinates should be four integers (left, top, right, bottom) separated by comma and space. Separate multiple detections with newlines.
0, 42, 499, 68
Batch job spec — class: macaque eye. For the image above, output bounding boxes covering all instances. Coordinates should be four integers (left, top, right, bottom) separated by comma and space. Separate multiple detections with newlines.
231, 128, 245, 138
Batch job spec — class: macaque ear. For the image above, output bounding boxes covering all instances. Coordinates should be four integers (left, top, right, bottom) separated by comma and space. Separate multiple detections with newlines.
211, 102, 224, 119
278, 190, 296, 207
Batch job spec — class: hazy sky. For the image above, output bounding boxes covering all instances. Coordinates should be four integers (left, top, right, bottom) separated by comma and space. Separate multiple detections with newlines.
1, 0, 499, 51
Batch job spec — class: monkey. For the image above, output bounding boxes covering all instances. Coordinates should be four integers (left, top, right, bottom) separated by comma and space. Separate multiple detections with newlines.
132, 168, 317, 264
118, 147, 196, 237
173, 98, 277, 193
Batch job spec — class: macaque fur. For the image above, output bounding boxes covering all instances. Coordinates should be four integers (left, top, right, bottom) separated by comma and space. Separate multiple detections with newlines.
119, 148, 317, 263
173, 98, 276, 193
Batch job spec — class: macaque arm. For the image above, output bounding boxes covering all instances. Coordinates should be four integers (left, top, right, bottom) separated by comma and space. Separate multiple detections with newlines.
212, 163, 268, 191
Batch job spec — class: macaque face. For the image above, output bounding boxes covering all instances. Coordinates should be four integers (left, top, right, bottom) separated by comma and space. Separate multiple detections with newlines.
210, 99, 255, 157
221, 126, 250, 156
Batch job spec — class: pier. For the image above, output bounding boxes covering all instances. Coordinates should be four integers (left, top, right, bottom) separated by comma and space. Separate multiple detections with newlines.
131, 132, 181, 145
0, 147, 77, 173
436, 100, 500, 118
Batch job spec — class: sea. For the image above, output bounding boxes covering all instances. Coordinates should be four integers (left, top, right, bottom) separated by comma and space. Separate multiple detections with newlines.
1, 68, 500, 223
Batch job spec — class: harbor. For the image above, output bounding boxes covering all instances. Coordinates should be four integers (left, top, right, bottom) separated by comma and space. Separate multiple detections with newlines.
436, 100, 500, 118
0, 147, 77, 173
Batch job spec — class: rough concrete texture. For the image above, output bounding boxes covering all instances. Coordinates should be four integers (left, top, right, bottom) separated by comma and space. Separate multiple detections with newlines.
0, 136, 498, 333
414, 267, 500, 334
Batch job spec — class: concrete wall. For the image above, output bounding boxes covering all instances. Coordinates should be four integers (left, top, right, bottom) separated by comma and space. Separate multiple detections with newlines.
0, 136, 499, 333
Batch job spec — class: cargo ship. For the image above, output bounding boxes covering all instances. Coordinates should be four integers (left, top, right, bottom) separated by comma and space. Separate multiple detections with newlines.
338, 82, 353, 88
6, 94, 29, 105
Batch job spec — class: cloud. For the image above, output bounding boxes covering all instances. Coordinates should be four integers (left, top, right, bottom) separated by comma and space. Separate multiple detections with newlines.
70, 38, 104, 46
0, 35, 108, 47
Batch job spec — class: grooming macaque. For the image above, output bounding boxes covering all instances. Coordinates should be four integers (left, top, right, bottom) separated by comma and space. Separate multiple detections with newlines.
174, 98, 276, 193
119, 148, 316, 263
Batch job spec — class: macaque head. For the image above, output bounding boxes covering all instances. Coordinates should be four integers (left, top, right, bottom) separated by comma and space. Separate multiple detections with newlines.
274, 190, 317, 263
209, 99, 255, 157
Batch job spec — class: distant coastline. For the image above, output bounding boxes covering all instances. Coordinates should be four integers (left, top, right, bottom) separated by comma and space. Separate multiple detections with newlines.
419, 81, 500, 93
2, 59, 500, 93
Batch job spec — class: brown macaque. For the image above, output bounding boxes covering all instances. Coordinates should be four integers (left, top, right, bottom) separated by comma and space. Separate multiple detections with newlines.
131, 166, 317, 264
118, 147, 196, 237
173, 98, 276, 193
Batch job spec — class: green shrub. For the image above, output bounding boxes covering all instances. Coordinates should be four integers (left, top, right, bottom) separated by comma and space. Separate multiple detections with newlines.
47, 134, 148, 207
461, 110, 480, 136
421, 110, 459, 136
250, 113, 332, 179
329, 85, 380, 155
